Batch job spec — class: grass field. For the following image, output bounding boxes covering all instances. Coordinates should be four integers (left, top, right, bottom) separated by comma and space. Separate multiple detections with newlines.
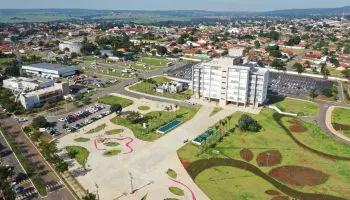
169, 187, 184, 196
138, 106, 150, 111
105, 129, 123, 135
0, 15, 79, 23
129, 76, 192, 100
111, 106, 200, 141
269, 95, 319, 116
98, 95, 133, 108
103, 149, 121, 157
65, 146, 89, 166
138, 57, 168, 67
74, 137, 90, 142
209, 107, 223, 117
0, 57, 16, 65
86, 124, 106, 134
99, 70, 135, 78
331, 107, 350, 138
177, 109, 350, 200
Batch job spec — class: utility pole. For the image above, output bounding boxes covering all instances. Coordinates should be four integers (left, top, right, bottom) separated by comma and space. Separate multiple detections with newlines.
128, 172, 135, 194
95, 182, 100, 200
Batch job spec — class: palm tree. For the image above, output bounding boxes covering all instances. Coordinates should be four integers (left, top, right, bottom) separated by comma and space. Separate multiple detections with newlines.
82, 192, 97, 200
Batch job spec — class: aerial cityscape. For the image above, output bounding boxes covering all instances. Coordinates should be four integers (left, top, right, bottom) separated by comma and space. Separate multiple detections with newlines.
0, 1, 350, 200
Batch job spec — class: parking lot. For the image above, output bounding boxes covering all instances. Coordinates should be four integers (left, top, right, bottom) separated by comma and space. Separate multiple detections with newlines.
167, 63, 195, 80
268, 72, 333, 97
49, 103, 111, 134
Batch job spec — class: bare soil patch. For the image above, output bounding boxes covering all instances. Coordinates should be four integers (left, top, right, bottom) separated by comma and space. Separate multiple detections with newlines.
265, 190, 280, 196
288, 119, 307, 132
256, 150, 282, 167
269, 165, 329, 186
240, 148, 254, 162
180, 159, 191, 169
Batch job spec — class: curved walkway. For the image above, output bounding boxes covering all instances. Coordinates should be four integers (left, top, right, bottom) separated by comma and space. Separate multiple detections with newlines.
325, 106, 350, 144
187, 158, 346, 200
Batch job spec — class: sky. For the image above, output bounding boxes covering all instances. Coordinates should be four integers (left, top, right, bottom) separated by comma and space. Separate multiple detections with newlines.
1, 0, 349, 12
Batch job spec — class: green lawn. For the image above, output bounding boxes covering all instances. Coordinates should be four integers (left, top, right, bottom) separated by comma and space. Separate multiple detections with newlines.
138, 106, 150, 111
103, 141, 120, 147
99, 71, 135, 78
86, 124, 106, 134
65, 146, 89, 166
0, 57, 16, 65
83, 56, 97, 62
138, 57, 168, 67
169, 187, 184, 196
105, 129, 123, 135
268, 95, 319, 116
74, 137, 90, 142
111, 106, 200, 141
129, 76, 192, 100
98, 95, 133, 107
103, 149, 121, 157
331, 107, 350, 138
209, 107, 223, 117
177, 109, 350, 199
166, 169, 177, 179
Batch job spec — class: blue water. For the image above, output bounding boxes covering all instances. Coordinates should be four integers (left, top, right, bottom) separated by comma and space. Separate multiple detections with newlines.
158, 120, 182, 134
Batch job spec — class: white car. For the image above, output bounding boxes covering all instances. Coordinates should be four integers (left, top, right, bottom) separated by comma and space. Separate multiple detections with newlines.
58, 118, 66, 122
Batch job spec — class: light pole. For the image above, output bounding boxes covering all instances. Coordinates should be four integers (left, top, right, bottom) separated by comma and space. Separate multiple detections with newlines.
94, 182, 100, 200
267, 152, 271, 166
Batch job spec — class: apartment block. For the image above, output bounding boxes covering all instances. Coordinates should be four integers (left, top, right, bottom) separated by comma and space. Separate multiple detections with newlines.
192, 57, 269, 107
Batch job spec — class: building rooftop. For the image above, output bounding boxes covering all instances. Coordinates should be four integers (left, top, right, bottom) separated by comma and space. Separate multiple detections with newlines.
23, 83, 64, 97
24, 63, 76, 74
4, 76, 52, 84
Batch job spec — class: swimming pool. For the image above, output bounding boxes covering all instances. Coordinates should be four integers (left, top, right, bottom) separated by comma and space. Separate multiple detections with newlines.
157, 120, 182, 134
192, 128, 216, 145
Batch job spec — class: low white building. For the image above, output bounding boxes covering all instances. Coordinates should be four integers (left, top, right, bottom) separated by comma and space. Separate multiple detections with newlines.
21, 63, 76, 78
156, 81, 184, 94
19, 82, 70, 109
59, 41, 84, 53
3, 77, 55, 91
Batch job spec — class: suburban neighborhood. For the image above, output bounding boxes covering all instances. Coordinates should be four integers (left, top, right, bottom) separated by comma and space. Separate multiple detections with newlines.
0, 4, 350, 200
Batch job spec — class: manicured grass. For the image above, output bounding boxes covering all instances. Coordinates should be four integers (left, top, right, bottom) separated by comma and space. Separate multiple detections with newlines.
166, 169, 177, 179
83, 91, 96, 98
177, 109, 350, 199
86, 124, 106, 134
103, 141, 120, 147
196, 167, 281, 200
105, 129, 123, 135
209, 107, 223, 117
0, 57, 16, 65
129, 76, 192, 100
111, 106, 200, 141
74, 137, 90, 142
83, 56, 97, 61
139, 57, 168, 67
332, 107, 350, 138
138, 106, 150, 111
103, 149, 121, 157
65, 146, 89, 166
99, 70, 135, 78
169, 187, 184, 196
98, 95, 133, 108
269, 95, 319, 116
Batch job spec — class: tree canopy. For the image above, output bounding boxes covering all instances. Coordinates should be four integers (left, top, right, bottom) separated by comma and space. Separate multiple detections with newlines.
238, 114, 261, 132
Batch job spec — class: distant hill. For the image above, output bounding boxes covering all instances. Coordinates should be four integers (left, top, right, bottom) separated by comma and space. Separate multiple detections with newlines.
0, 6, 349, 23
261, 6, 350, 17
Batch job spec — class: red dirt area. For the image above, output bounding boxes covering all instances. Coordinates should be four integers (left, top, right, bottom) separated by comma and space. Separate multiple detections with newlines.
269, 165, 329, 186
271, 196, 289, 200
265, 190, 280, 196
256, 150, 282, 167
240, 148, 254, 162
180, 160, 191, 169
288, 120, 307, 133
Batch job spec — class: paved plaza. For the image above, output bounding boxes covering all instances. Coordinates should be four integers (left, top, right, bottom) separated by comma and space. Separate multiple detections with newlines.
56, 94, 261, 200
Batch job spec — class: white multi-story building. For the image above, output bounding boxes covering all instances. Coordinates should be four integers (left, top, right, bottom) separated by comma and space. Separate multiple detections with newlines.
192, 57, 269, 107
19, 82, 70, 109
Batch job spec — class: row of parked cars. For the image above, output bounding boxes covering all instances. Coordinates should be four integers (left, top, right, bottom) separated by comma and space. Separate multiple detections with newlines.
58, 104, 105, 124
66, 110, 111, 132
